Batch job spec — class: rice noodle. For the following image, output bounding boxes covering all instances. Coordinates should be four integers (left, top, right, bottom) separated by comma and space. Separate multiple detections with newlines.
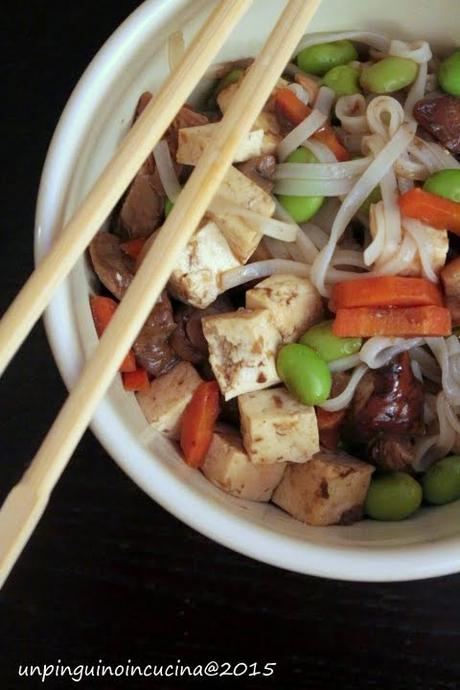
319, 364, 368, 412
336, 94, 368, 134
274, 199, 318, 261
405, 61, 428, 119
302, 222, 329, 250
413, 392, 457, 471
364, 201, 385, 266
263, 237, 292, 260
274, 178, 356, 197
389, 39, 432, 64
338, 132, 365, 155
220, 260, 310, 291
295, 31, 390, 56
277, 86, 335, 161
310, 123, 415, 295
366, 96, 405, 139
209, 196, 297, 242
275, 157, 371, 181
328, 354, 362, 373
333, 249, 366, 269
403, 218, 439, 283
411, 346, 441, 383
426, 337, 460, 406
411, 359, 423, 382
359, 337, 425, 369
303, 139, 337, 163
372, 231, 418, 276
311, 198, 341, 232
153, 140, 181, 202
287, 83, 310, 105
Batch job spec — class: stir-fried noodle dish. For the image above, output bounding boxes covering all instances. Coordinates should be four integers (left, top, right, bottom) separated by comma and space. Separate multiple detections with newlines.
89, 32, 460, 526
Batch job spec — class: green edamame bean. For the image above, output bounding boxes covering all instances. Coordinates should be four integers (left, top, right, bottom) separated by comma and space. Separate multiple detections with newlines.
216, 68, 244, 95
365, 472, 422, 521
164, 197, 174, 217
277, 147, 324, 223
424, 169, 460, 203
276, 343, 332, 406
323, 65, 361, 97
297, 40, 358, 77
439, 51, 460, 97
422, 456, 460, 505
360, 57, 418, 95
299, 320, 362, 363
359, 185, 382, 214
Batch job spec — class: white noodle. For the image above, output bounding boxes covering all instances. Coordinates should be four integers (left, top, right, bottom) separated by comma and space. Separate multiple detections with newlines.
312, 198, 341, 232
366, 96, 405, 139
153, 140, 181, 202
274, 178, 356, 196
405, 61, 428, 120
275, 157, 371, 181
302, 222, 329, 250
336, 94, 368, 134
328, 354, 362, 373
411, 359, 423, 382
319, 364, 368, 412
411, 346, 441, 383
372, 232, 417, 276
413, 393, 457, 471
272, 200, 318, 263
287, 83, 309, 105
277, 86, 335, 161
389, 39, 432, 64
365, 201, 386, 266
295, 31, 390, 56
360, 337, 425, 369
208, 196, 297, 242
403, 218, 439, 283
220, 260, 310, 291
310, 123, 415, 295
303, 139, 337, 163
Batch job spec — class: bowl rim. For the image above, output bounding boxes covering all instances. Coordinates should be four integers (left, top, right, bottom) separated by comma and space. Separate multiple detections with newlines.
34, 0, 460, 582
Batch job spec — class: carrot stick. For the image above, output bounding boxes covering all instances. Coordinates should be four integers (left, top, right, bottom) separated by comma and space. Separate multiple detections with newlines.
122, 368, 150, 392
180, 381, 220, 469
120, 237, 148, 260
89, 296, 136, 373
332, 305, 452, 338
331, 276, 444, 311
399, 187, 460, 234
274, 88, 350, 161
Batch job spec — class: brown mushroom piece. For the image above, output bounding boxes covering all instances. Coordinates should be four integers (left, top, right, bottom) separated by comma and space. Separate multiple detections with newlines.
368, 434, 416, 472
345, 352, 424, 444
120, 173, 165, 239
236, 154, 277, 193
89, 231, 178, 376
89, 232, 133, 300
170, 295, 233, 364
132, 291, 179, 376
413, 95, 460, 154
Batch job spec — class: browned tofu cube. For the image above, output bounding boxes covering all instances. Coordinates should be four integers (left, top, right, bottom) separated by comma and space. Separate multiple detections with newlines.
272, 450, 375, 526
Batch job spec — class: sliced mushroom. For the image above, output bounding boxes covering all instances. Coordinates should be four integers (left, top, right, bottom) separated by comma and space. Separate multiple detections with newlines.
89, 232, 133, 300
368, 434, 416, 472
414, 95, 460, 154
170, 296, 233, 364
236, 154, 277, 193
346, 352, 424, 443
132, 291, 178, 376
120, 173, 164, 239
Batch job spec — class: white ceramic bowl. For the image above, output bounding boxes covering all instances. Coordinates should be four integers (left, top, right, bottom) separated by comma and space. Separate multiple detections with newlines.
36, 0, 460, 581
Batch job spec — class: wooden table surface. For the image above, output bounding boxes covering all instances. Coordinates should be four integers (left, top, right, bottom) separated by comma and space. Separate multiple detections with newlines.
1, 2, 459, 688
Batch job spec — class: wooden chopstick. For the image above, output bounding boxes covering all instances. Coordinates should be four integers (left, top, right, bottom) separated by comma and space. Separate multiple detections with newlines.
0, 0, 323, 589
0, 0, 253, 378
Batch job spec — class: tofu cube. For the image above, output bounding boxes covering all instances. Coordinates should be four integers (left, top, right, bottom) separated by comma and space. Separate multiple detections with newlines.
254, 112, 282, 154
272, 450, 375, 526
169, 220, 240, 308
217, 82, 240, 114
207, 207, 264, 264
176, 123, 264, 165
238, 387, 319, 465
136, 362, 203, 439
218, 165, 275, 217
202, 432, 286, 501
202, 308, 281, 400
246, 274, 324, 343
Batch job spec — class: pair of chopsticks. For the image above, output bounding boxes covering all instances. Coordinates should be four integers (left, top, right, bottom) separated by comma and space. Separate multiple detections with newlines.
0, 0, 322, 588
